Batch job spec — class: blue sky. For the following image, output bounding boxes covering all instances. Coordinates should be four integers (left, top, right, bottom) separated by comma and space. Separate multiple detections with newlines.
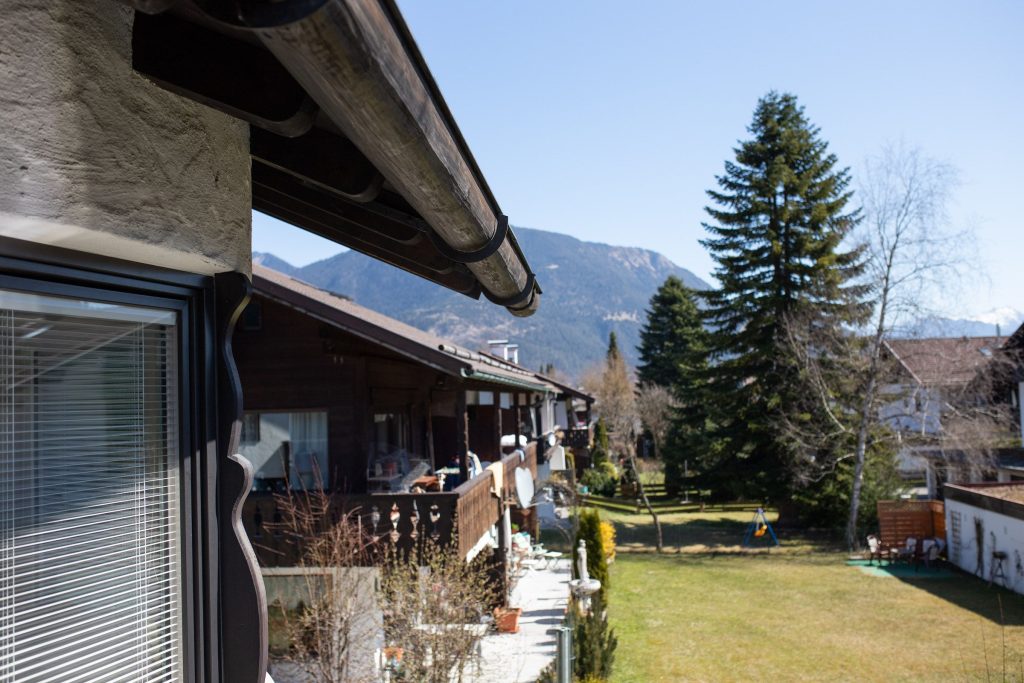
254, 0, 1023, 316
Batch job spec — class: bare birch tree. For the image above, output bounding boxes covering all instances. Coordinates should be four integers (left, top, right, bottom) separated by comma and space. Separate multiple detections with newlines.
844, 143, 968, 549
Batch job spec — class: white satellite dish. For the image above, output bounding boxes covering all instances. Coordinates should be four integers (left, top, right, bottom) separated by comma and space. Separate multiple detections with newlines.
514, 467, 535, 509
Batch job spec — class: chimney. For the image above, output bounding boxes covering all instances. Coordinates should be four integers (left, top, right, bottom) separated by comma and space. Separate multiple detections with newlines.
487, 339, 520, 364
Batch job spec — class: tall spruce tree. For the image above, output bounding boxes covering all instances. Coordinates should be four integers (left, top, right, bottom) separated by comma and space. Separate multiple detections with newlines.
698, 92, 868, 502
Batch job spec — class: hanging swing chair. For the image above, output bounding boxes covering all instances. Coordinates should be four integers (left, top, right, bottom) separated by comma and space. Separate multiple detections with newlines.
743, 507, 780, 547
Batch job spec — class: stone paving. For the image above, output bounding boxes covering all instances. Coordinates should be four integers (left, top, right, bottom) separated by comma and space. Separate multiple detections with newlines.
468, 559, 571, 683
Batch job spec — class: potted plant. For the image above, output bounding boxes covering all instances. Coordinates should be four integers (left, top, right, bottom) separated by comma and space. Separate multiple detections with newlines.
493, 606, 522, 633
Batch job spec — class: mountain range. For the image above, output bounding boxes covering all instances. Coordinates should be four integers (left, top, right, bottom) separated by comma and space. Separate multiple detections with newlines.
254, 227, 1022, 379
254, 226, 710, 378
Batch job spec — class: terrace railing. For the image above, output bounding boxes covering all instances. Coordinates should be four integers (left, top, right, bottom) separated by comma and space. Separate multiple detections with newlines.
243, 449, 540, 566
244, 490, 462, 567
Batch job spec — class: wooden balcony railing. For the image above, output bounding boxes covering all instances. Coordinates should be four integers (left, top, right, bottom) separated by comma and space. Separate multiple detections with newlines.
501, 443, 538, 504
562, 427, 590, 450
244, 490, 461, 567
243, 448, 540, 567
453, 471, 500, 559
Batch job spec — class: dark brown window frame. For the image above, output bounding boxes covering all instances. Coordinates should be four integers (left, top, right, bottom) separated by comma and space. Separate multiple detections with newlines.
0, 236, 266, 683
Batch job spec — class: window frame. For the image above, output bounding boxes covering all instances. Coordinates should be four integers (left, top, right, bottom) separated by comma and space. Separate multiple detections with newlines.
0, 237, 258, 683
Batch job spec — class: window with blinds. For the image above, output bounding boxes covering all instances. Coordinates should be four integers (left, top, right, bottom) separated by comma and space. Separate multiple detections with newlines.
0, 289, 184, 683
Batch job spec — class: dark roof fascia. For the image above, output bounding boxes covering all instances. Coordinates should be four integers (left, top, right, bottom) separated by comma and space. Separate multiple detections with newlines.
127, 0, 540, 313
944, 482, 1024, 523
252, 272, 469, 378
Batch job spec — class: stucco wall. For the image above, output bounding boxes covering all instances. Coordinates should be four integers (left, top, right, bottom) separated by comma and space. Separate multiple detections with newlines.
0, 2, 251, 275
946, 497, 1024, 593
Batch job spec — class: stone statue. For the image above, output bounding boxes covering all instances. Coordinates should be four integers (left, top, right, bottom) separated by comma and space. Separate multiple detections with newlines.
577, 539, 589, 581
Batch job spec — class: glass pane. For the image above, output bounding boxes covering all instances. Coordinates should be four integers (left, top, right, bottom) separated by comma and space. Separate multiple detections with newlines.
0, 288, 182, 682
240, 411, 328, 491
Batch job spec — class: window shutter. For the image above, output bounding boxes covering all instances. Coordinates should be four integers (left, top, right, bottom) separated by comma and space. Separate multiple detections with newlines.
0, 290, 183, 683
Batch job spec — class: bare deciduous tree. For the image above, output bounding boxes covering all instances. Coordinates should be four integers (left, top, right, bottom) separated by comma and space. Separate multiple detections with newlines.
633, 383, 677, 552
274, 491, 377, 683
378, 541, 496, 683
845, 143, 970, 549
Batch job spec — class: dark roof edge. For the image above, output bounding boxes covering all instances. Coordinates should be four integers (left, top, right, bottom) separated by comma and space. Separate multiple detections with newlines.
252, 271, 468, 378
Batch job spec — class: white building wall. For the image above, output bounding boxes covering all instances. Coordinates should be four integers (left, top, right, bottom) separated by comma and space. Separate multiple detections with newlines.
945, 497, 1024, 594
1, 1, 251, 274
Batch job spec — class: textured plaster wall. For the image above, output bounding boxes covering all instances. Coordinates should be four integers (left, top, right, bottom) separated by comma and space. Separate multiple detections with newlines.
0, 1, 251, 275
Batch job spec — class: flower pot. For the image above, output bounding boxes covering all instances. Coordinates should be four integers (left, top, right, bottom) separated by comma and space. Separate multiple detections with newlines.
494, 606, 522, 633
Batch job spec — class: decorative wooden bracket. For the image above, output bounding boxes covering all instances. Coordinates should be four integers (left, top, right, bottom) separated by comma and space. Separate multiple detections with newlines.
215, 271, 268, 683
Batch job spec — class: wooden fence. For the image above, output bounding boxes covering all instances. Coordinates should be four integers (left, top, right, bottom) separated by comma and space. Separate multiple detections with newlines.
877, 499, 945, 547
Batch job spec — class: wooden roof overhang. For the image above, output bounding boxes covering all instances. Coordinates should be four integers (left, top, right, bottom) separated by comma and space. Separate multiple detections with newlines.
124, 0, 541, 316
252, 266, 552, 393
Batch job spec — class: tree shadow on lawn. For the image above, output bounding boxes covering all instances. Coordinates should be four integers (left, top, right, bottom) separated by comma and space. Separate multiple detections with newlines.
892, 567, 1024, 626
612, 512, 835, 556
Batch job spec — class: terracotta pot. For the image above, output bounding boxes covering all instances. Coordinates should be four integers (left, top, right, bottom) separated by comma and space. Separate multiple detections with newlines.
494, 606, 522, 633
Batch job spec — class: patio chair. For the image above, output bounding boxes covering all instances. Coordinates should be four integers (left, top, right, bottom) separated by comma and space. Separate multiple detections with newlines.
897, 537, 918, 567
921, 538, 943, 570
866, 535, 886, 565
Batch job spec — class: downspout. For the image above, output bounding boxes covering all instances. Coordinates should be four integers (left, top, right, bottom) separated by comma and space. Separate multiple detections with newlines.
246, 0, 540, 316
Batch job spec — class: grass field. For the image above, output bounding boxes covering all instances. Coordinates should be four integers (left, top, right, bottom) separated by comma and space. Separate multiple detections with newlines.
604, 509, 1024, 682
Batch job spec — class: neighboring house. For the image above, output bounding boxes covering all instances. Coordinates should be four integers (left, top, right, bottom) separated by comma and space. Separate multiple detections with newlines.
232, 266, 589, 678
235, 265, 589, 566
883, 335, 1022, 496
994, 322, 1024, 447
1, 2, 540, 682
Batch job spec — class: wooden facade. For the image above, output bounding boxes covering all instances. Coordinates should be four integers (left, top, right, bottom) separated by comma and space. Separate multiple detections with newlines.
233, 273, 561, 566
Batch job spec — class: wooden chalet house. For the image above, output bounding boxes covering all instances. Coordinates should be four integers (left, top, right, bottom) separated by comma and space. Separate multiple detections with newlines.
1, 1, 541, 682
236, 265, 574, 564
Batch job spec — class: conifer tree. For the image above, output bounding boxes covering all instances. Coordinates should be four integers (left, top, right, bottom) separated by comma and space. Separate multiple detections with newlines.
637, 276, 706, 390
607, 331, 620, 360
636, 277, 711, 497
698, 91, 869, 502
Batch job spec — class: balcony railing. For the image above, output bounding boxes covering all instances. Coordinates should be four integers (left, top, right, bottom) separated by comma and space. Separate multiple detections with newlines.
242, 445, 539, 567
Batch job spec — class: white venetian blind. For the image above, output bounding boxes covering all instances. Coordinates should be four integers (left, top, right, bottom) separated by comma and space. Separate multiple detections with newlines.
0, 289, 183, 683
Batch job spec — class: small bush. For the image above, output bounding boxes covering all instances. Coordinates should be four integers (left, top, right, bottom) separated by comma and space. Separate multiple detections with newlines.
599, 521, 616, 564
581, 462, 618, 498
573, 593, 617, 682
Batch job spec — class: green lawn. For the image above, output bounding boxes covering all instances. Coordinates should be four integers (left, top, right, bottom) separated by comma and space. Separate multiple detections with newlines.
605, 510, 1024, 682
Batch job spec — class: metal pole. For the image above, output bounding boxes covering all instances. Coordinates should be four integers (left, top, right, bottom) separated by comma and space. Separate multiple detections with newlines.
683, 459, 690, 503
556, 626, 572, 683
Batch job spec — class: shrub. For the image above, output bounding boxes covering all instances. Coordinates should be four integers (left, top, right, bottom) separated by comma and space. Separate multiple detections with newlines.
581, 462, 618, 498
574, 508, 609, 596
533, 595, 618, 683
599, 521, 616, 564
572, 593, 617, 682
591, 418, 610, 467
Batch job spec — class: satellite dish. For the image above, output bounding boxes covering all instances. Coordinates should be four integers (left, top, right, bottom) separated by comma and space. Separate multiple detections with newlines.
515, 467, 535, 509
547, 433, 557, 448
